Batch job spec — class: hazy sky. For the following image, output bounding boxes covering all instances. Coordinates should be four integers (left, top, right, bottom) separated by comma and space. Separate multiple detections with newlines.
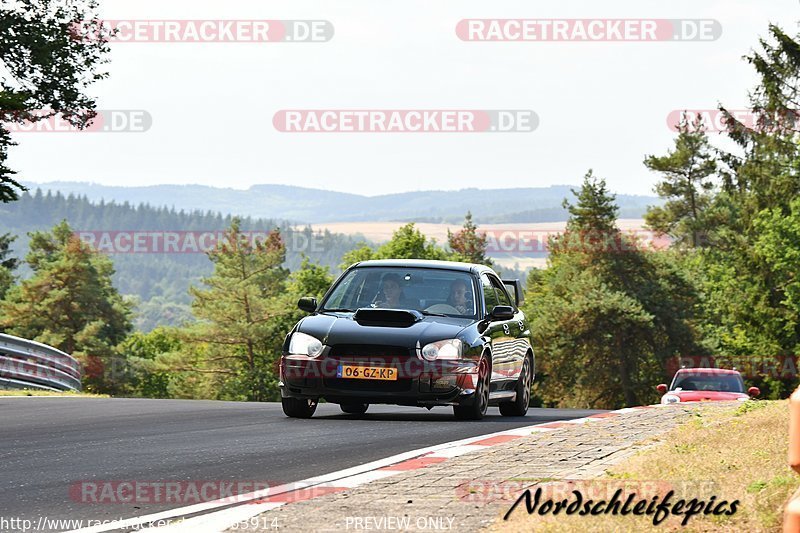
8, 0, 799, 197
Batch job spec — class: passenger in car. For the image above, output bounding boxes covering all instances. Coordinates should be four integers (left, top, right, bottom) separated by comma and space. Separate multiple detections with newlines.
447, 279, 470, 314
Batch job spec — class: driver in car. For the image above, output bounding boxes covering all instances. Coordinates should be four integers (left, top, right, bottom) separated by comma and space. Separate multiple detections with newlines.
375, 274, 405, 308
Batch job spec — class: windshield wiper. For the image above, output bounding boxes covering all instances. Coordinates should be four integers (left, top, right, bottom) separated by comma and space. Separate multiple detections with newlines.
320, 308, 354, 313
419, 310, 448, 317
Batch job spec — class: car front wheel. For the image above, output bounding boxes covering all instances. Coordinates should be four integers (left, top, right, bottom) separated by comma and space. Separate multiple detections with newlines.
454, 357, 490, 421
499, 356, 531, 417
281, 397, 318, 418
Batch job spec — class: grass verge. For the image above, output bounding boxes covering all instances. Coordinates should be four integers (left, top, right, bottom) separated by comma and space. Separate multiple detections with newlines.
0, 389, 108, 398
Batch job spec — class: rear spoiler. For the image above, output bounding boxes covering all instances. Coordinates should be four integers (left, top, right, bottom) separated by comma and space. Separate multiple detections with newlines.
502, 279, 524, 306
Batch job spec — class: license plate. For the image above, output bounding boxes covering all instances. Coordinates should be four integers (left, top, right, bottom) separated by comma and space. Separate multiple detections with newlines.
337, 365, 398, 381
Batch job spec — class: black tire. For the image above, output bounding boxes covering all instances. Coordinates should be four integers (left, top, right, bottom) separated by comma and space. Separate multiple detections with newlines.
499, 356, 532, 417
281, 397, 318, 418
340, 402, 369, 415
454, 356, 490, 421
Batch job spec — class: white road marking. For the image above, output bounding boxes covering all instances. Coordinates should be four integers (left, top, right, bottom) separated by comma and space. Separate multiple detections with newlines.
332, 469, 400, 487
427, 445, 487, 458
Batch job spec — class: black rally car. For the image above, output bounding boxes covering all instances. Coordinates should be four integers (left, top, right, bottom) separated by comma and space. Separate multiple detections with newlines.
279, 259, 534, 420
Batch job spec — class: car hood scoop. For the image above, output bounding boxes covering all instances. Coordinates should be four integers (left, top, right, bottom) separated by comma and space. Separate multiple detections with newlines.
352, 308, 423, 327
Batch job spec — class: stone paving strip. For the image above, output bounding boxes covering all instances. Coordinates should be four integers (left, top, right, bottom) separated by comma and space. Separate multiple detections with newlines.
226, 404, 730, 533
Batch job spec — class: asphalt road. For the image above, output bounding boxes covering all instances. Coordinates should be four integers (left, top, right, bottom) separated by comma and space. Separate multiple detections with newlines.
0, 398, 605, 530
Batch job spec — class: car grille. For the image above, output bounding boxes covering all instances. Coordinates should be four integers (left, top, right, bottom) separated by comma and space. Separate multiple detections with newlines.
328, 344, 411, 358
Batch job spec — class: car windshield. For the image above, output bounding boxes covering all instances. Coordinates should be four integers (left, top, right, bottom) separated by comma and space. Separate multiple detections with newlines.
321, 267, 478, 318
672, 373, 744, 393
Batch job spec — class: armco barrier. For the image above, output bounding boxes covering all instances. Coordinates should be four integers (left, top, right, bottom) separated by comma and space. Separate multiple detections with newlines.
0, 333, 81, 392
785, 386, 800, 531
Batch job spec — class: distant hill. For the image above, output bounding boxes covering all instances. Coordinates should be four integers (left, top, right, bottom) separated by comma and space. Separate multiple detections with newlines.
21, 181, 660, 224
0, 190, 366, 331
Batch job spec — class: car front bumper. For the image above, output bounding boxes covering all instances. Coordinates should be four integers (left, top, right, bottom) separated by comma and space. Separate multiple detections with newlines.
279, 354, 480, 407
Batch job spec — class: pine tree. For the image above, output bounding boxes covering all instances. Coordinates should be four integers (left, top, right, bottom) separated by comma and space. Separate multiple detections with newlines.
447, 212, 492, 265
181, 219, 289, 401
719, 24, 800, 217
563, 170, 618, 233
644, 117, 717, 248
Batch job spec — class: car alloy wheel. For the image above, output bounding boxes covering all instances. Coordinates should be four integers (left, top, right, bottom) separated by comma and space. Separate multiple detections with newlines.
477, 357, 490, 414
454, 356, 490, 420
499, 356, 531, 417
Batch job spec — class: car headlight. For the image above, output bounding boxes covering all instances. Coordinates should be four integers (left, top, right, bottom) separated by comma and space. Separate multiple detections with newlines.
661, 394, 680, 404
421, 339, 463, 361
289, 331, 323, 357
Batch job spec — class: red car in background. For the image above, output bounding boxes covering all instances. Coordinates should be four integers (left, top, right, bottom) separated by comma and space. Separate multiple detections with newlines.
657, 368, 760, 404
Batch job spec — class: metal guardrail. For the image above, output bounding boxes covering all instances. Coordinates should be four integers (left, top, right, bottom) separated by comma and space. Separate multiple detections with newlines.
0, 333, 82, 392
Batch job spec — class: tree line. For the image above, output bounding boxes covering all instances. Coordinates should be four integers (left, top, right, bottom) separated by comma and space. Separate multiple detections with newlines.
0, 189, 368, 330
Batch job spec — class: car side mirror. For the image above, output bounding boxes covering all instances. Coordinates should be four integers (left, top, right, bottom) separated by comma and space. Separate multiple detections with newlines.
748, 386, 760, 398
490, 305, 515, 320
502, 279, 524, 306
656, 384, 668, 394
297, 297, 318, 313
